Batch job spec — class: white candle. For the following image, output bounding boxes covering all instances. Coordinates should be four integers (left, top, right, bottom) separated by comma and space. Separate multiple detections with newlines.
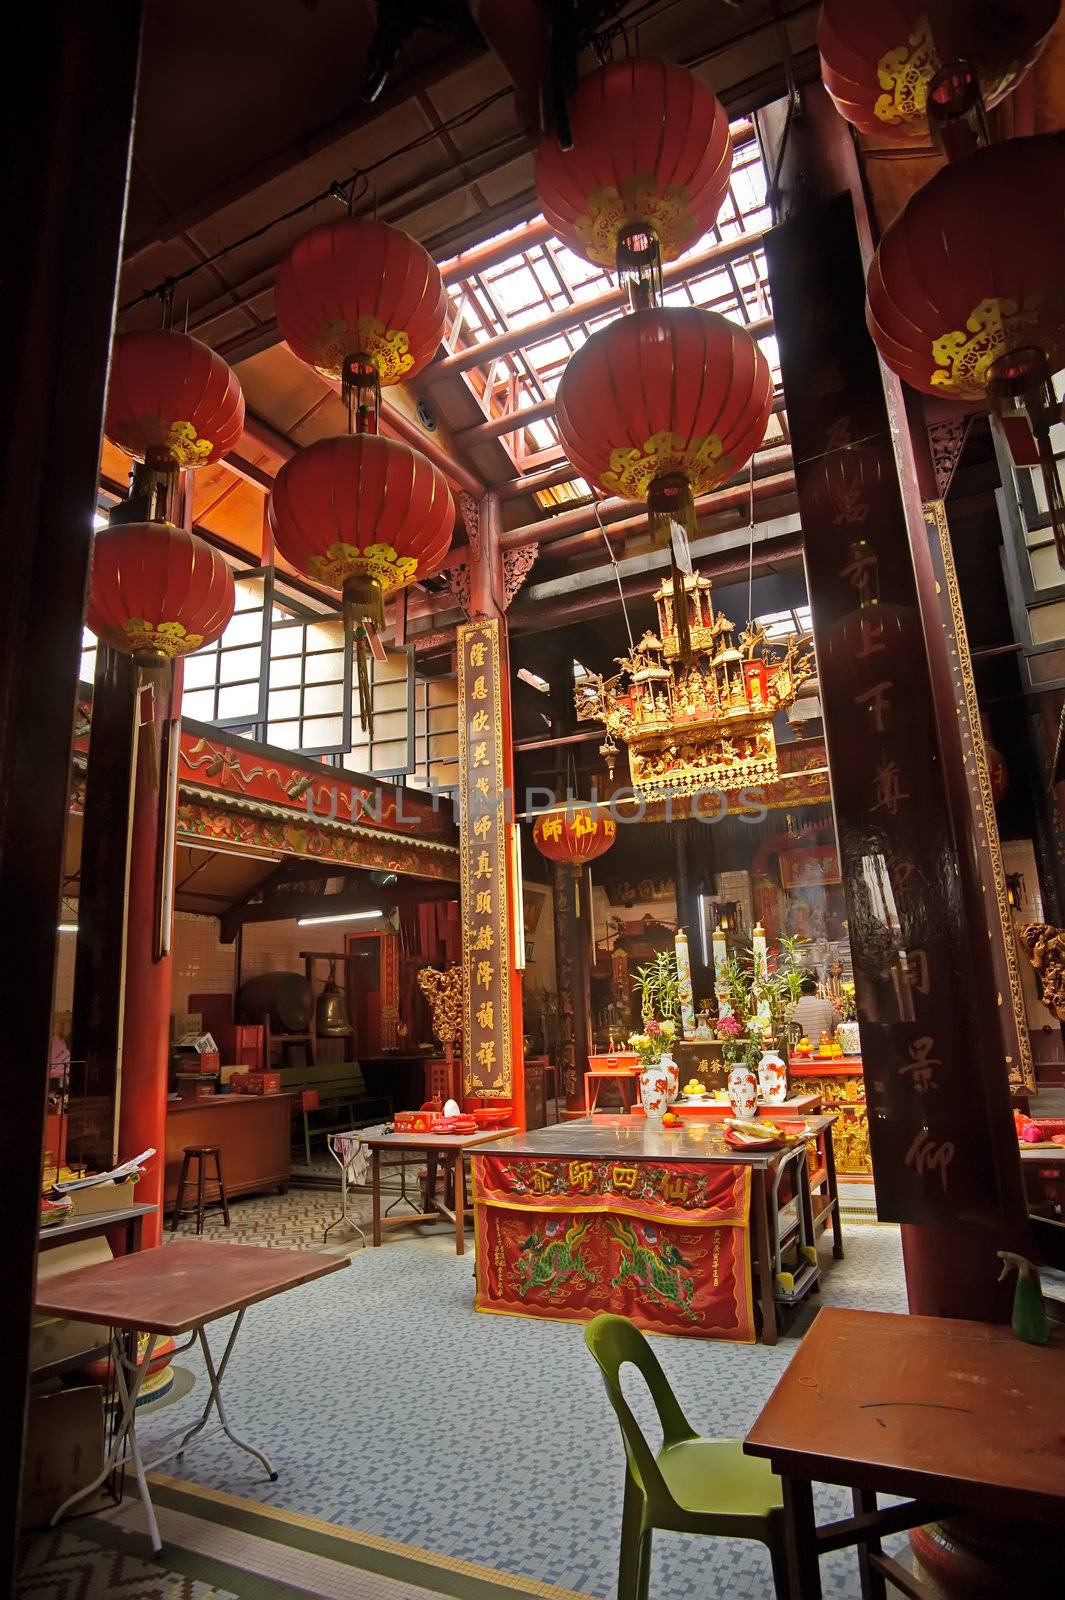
675, 929, 695, 1039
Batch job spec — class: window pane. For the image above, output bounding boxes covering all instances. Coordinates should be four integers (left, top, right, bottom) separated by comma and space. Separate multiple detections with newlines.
218, 682, 261, 720
183, 688, 216, 720
183, 651, 219, 690
219, 645, 262, 685
223, 609, 265, 648
268, 687, 301, 720
233, 577, 265, 611
304, 649, 345, 685
269, 654, 302, 689
302, 716, 343, 748
266, 720, 302, 748
304, 682, 344, 717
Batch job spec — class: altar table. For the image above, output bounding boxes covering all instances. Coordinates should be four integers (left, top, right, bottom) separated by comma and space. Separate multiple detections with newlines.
471, 1115, 839, 1344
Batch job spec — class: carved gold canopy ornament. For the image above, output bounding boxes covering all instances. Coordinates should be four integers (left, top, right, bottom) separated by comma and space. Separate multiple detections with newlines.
1018, 923, 1065, 1022
575, 569, 814, 799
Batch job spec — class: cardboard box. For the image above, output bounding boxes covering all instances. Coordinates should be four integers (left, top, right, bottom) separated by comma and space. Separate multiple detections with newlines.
394, 1110, 432, 1133
20, 1384, 105, 1529
32, 1239, 110, 1372
67, 1176, 141, 1217
171, 1011, 203, 1040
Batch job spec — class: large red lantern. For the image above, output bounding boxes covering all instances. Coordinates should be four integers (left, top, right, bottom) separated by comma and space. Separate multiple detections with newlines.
535, 56, 732, 297
86, 521, 235, 667
819, 0, 1059, 145
556, 307, 772, 652
269, 433, 454, 727
105, 330, 246, 470
532, 805, 617, 916
866, 133, 1065, 556
274, 217, 447, 418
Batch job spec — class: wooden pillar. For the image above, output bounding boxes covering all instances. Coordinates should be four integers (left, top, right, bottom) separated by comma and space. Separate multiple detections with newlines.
458, 492, 525, 1121
541, 644, 594, 1108
0, 2, 141, 1575
764, 93, 1027, 1318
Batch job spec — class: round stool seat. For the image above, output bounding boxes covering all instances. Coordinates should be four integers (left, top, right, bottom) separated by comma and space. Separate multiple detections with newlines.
171, 1144, 231, 1235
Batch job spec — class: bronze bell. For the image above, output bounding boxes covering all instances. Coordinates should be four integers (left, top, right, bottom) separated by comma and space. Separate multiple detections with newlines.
315, 960, 352, 1037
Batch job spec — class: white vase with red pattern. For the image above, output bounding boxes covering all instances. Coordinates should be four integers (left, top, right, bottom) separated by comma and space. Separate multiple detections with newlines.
727, 1064, 759, 1120
658, 1052, 679, 1104
639, 1065, 670, 1120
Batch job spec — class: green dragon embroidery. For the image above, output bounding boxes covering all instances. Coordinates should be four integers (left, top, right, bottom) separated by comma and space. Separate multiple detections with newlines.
515, 1216, 598, 1296
609, 1218, 697, 1321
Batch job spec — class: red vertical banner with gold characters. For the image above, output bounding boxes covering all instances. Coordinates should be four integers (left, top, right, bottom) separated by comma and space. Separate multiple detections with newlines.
458, 618, 513, 1100
379, 931, 399, 1049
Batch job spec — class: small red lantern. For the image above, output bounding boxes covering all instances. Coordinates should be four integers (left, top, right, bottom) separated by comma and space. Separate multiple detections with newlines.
269, 434, 453, 728
819, 0, 1059, 146
86, 521, 235, 666
536, 57, 732, 298
556, 307, 772, 653
105, 330, 245, 471
532, 805, 617, 917
866, 133, 1065, 559
274, 217, 447, 421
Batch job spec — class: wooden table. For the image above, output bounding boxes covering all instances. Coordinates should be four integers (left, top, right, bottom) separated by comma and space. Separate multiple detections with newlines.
360, 1126, 517, 1255
36, 1239, 348, 1552
583, 1067, 641, 1113
165, 1093, 293, 1210
744, 1305, 1065, 1598
39, 1201, 157, 1255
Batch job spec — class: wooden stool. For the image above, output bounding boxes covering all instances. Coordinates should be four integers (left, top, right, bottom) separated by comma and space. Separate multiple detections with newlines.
171, 1145, 231, 1235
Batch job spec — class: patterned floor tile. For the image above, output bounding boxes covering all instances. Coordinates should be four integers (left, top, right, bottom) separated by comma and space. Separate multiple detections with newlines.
147, 1183, 909, 1600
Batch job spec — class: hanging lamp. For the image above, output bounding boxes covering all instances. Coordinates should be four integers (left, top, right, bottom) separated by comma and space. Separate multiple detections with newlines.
104, 329, 246, 522
555, 307, 772, 656
819, 0, 1059, 149
535, 56, 732, 306
532, 804, 617, 918
268, 434, 453, 730
866, 132, 1065, 561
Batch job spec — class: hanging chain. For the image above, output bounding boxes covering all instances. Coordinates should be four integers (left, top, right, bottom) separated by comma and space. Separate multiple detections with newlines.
746, 456, 756, 628
595, 500, 634, 648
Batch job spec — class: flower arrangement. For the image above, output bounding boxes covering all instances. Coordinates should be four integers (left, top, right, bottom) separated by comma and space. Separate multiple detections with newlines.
627, 1017, 676, 1066
715, 933, 808, 1063
632, 950, 682, 1027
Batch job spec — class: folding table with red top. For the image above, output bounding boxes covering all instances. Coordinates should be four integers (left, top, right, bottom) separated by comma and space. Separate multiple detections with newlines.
35, 1239, 348, 1553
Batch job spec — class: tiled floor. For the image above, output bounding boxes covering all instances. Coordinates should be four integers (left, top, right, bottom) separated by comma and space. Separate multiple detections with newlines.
152, 1178, 907, 1599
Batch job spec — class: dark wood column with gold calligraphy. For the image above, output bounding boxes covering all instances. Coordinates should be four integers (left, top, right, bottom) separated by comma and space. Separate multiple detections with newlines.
766, 194, 1027, 1318
457, 492, 525, 1117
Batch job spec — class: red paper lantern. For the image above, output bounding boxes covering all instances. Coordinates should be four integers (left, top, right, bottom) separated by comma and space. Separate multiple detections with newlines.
866, 135, 1065, 403
535, 56, 732, 272
274, 217, 447, 388
819, 0, 1059, 145
269, 434, 453, 609
105, 330, 245, 467
86, 522, 235, 666
533, 805, 617, 914
557, 307, 771, 656
557, 306, 772, 504
867, 133, 1065, 555
269, 433, 454, 728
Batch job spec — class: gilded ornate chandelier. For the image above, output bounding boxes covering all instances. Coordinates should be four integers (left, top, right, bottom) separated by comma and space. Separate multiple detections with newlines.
575, 570, 814, 798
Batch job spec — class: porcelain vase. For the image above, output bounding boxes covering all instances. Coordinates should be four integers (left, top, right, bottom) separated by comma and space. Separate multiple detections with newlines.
639, 1065, 670, 1120
727, 1064, 759, 1120
658, 1052, 679, 1104
757, 1050, 788, 1105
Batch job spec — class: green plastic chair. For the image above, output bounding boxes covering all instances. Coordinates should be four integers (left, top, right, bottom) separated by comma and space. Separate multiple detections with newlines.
584, 1314, 788, 1600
